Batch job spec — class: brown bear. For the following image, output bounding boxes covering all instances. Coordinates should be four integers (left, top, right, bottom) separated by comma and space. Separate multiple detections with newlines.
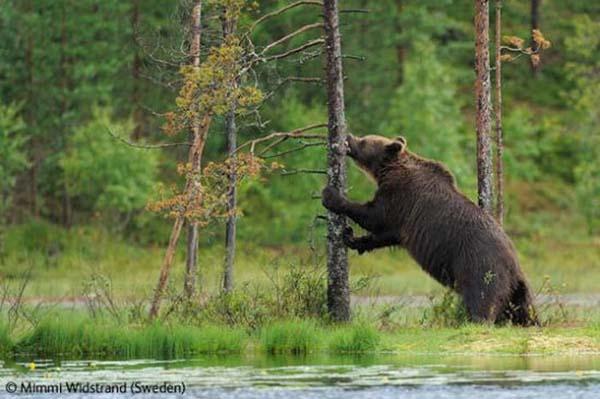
322, 134, 538, 326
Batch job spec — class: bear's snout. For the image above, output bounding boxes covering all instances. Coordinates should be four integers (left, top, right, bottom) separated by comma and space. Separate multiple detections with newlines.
345, 134, 357, 158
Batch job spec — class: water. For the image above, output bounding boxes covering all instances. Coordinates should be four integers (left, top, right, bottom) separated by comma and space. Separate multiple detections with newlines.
1, 355, 598, 398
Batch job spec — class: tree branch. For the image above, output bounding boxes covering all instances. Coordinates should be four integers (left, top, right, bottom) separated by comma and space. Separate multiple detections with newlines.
262, 141, 326, 158
280, 168, 327, 176
262, 23, 324, 54
106, 126, 190, 149
264, 38, 325, 61
235, 123, 327, 155
249, 1, 323, 32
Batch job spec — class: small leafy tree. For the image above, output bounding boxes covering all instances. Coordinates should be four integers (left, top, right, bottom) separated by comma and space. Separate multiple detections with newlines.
381, 39, 470, 184
60, 108, 159, 228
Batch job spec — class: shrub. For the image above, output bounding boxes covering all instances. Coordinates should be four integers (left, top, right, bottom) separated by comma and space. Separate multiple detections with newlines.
60, 108, 159, 227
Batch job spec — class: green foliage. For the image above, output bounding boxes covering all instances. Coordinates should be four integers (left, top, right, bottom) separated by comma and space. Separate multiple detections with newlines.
0, 102, 28, 214
575, 162, 600, 234
60, 108, 159, 222
380, 39, 472, 186
564, 14, 600, 233
503, 107, 549, 181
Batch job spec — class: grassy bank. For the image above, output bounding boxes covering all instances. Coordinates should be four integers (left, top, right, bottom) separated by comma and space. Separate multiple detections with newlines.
1, 312, 598, 359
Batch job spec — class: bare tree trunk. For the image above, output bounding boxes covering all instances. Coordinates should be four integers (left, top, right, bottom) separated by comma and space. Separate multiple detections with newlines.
223, 109, 236, 293
494, 0, 504, 225
222, 9, 237, 293
184, 1, 202, 300
150, 115, 211, 318
151, 1, 206, 318
474, 0, 494, 214
323, 0, 350, 322
530, 0, 541, 75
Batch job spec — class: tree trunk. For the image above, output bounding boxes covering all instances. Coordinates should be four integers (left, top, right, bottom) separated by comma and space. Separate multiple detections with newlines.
530, 0, 541, 75
184, 1, 202, 300
223, 109, 236, 293
323, 0, 350, 322
494, 0, 504, 225
222, 9, 237, 294
150, 115, 211, 319
151, 1, 206, 318
474, 0, 494, 214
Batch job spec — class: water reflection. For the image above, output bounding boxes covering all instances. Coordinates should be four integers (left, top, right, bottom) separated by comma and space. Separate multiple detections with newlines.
1, 354, 598, 398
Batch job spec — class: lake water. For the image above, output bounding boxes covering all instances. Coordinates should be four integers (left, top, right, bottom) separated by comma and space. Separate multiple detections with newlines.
1, 354, 599, 398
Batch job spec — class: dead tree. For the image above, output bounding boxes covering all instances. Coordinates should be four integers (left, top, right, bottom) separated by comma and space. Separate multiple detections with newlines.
323, 0, 350, 322
184, 1, 202, 300
474, 0, 494, 214
494, 0, 504, 225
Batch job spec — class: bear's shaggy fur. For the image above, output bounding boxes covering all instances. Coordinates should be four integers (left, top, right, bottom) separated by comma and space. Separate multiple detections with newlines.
322, 134, 538, 326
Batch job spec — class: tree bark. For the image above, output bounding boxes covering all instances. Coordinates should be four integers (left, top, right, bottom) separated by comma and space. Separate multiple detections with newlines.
323, 0, 350, 322
530, 0, 541, 75
150, 115, 211, 318
151, 1, 206, 318
184, 1, 202, 300
474, 0, 494, 214
222, 9, 237, 293
223, 109, 236, 293
494, 0, 504, 225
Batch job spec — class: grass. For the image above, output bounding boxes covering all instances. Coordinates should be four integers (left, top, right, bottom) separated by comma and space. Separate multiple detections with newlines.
1, 312, 598, 359
1, 207, 598, 300
15, 312, 248, 358
0, 320, 12, 355
260, 319, 324, 354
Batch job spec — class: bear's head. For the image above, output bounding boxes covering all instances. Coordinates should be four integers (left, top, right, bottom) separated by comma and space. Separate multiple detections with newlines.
346, 133, 407, 179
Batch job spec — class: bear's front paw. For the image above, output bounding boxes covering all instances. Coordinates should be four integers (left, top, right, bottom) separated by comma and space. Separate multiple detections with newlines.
321, 186, 344, 212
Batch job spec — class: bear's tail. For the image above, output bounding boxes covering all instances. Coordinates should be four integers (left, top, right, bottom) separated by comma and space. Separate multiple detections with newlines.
504, 279, 539, 327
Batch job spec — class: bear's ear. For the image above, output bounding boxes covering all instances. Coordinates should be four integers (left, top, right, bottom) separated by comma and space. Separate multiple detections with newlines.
385, 141, 404, 157
396, 136, 407, 149
385, 137, 407, 156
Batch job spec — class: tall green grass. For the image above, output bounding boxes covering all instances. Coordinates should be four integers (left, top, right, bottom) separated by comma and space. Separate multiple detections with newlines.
328, 323, 380, 353
260, 319, 324, 354
17, 313, 248, 358
0, 320, 12, 354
